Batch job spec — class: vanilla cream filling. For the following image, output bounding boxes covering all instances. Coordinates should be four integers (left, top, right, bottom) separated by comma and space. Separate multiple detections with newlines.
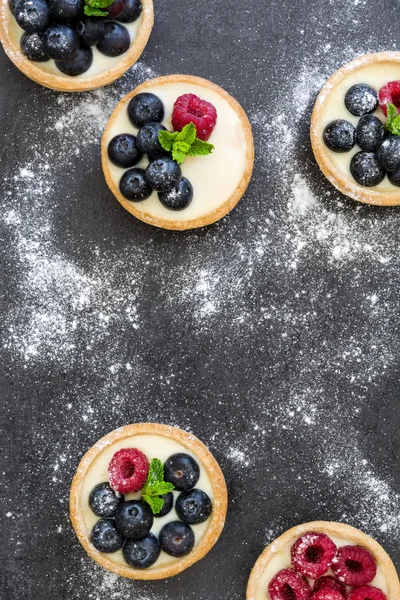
105, 81, 248, 222
319, 63, 400, 192
79, 434, 214, 569
251, 534, 389, 600
5, 2, 143, 78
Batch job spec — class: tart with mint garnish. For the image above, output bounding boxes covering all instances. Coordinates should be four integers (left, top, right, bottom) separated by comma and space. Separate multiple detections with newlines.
246, 521, 400, 600
0, 0, 153, 91
70, 423, 227, 580
101, 74, 254, 230
311, 52, 400, 205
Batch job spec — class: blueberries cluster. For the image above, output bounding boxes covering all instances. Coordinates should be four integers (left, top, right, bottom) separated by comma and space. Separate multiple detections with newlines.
108, 92, 194, 211
89, 453, 212, 569
10, 0, 141, 76
323, 83, 400, 187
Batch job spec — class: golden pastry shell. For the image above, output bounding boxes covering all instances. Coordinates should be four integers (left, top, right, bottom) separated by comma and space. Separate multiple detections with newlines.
70, 422, 228, 580
0, 0, 154, 92
311, 52, 400, 206
246, 520, 400, 599
101, 74, 254, 230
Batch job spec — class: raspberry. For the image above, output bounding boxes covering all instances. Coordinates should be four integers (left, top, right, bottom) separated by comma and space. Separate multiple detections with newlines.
268, 568, 312, 600
291, 532, 337, 579
108, 448, 149, 494
314, 576, 346, 596
378, 81, 400, 116
171, 94, 217, 141
332, 546, 377, 586
312, 590, 345, 600
348, 587, 387, 600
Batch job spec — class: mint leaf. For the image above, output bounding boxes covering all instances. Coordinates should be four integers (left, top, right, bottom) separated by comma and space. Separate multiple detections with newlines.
158, 122, 214, 164
187, 138, 214, 157
385, 103, 400, 136
158, 130, 178, 152
142, 495, 164, 515
84, 0, 113, 16
141, 458, 174, 514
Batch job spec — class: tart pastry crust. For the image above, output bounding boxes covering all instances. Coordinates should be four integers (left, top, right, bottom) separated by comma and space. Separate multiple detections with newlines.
101, 74, 254, 230
311, 52, 400, 206
70, 423, 228, 580
0, 0, 154, 92
246, 521, 400, 600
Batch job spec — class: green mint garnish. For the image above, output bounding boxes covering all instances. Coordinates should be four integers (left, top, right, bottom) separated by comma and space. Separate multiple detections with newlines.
158, 122, 214, 164
141, 458, 174, 515
84, 0, 113, 17
385, 103, 400, 136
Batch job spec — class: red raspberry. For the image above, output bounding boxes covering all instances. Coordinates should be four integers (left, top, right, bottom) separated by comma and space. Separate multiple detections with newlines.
348, 587, 387, 600
314, 576, 346, 596
332, 546, 377, 586
378, 81, 400, 115
171, 94, 217, 141
312, 590, 345, 600
291, 532, 337, 579
108, 448, 149, 494
268, 568, 312, 600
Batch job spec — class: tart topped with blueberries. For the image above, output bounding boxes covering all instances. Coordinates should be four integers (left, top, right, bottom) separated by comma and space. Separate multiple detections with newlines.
311, 52, 400, 205
246, 521, 400, 600
0, 0, 153, 91
70, 423, 228, 579
101, 74, 254, 230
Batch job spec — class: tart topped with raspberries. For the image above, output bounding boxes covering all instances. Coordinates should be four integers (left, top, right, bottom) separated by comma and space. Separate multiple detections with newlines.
246, 521, 400, 600
311, 52, 400, 205
70, 423, 228, 580
101, 74, 254, 230
0, 0, 153, 91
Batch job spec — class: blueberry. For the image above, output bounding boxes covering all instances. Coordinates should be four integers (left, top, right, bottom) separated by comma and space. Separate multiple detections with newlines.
107, 0, 127, 18
377, 136, 400, 172
20, 32, 50, 61
159, 521, 195, 557
136, 122, 167, 159
118, 0, 141, 23
175, 489, 212, 524
164, 453, 200, 491
388, 169, 400, 187
76, 17, 105, 46
14, 0, 49, 34
90, 518, 125, 553
154, 492, 174, 518
48, 0, 84, 22
108, 134, 143, 168
356, 115, 385, 152
115, 500, 153, 539
323, 120, 355, 153
120, 168, 152, 201
97, 22, 130, 57
56, 45, 93, 76
123, 533, 161, 568
42, 25, 79, 61
345, 84, 378, 116
128, 93, 165, 128
89, 482, 123, 518
158, 177, 193, 211
145, 158, 181, 192
350, 152, 386, 187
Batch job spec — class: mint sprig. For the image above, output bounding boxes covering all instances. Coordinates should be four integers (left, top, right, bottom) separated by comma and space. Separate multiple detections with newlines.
84, 0, 113, 17
141, 458, 174, 515
158, 123, 214, 164
385, 103, 400, 136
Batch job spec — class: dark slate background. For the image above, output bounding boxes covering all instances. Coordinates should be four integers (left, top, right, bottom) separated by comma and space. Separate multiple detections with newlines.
1, 0, 400, 599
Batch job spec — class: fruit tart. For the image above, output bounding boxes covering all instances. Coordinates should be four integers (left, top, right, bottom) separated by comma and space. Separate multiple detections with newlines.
101, 74, 254, 230
70, 423, 228, 579
0, 0, 153, 91
311, 52, 400, 205
246, 521, 400, 600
